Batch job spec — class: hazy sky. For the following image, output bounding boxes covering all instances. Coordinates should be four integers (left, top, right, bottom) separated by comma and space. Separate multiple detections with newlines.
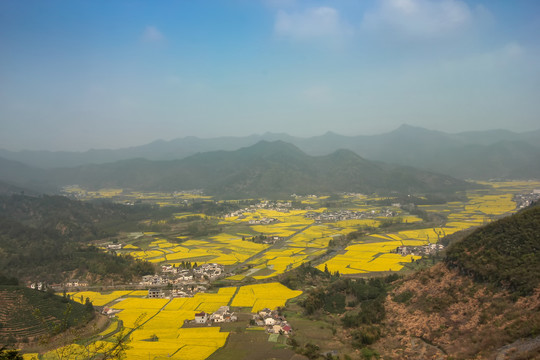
1, 0, 539, 151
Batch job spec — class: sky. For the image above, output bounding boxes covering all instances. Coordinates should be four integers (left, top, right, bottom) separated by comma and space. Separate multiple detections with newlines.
1, 0, 539, 151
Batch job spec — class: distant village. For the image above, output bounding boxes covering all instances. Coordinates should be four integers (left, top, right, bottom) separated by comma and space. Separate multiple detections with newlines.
224, 200, 293, 221
514, 189, 540, 209
305, 208, 397, 223
141, 263, 225, 288
393, 243, 445, 257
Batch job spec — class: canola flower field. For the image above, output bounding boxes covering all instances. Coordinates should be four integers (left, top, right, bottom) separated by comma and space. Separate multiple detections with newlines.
107, 181, 540, 279
37, 181, 540, 360
43, 283, 301, 360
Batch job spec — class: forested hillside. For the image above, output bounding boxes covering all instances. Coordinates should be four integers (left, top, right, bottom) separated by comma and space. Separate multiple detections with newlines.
0, 195, 159, 283
446, 203, 540, 295
1, 141, 477, 199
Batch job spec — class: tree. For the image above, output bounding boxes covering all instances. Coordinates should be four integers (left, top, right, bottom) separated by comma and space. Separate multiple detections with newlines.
0, 347, 23, 360
302, 343, 320, 360
84, 297, 94, 314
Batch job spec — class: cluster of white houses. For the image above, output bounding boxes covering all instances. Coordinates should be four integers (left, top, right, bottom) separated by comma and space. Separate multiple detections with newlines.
305, 208, 397, 223
252, 308, 292, 335
192, 263, 224, 279
395, 243, 444, 256
140, 263, 225, 286
224, 201, 293, 219
63, 279, 89, 288
147, 284, 208, 299
514, 190, 540, 209
29, 281, 49, 291
193, 306, 237, 324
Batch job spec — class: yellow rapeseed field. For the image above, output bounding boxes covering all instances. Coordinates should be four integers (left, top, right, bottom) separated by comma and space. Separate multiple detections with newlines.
69, 291, 132, 306
230, 282, 302, 312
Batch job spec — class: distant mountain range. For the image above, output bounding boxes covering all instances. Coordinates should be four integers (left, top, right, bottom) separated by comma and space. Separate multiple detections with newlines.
0, 140, 474, 198
1, 125, 539, 180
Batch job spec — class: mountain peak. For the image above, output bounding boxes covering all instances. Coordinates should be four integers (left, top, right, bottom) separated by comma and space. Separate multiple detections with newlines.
249, 139, 302, 150
328, 148, 363, 160
394, 124, 433, 133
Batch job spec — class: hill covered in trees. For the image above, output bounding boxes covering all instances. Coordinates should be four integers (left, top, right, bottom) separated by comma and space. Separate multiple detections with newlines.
0, 141, 477, 199
0, 285, 94, 348
0, 195, 158, 283
445, 203, 540, 296
2, 125, 539, 180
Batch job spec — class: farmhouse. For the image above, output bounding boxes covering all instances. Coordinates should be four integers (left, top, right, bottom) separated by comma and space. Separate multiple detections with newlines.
209, 306, 237, 323
194, 311, 208, 324
252, 308, 293, 336
193, 263, 224, 279
148, 288, 164, 298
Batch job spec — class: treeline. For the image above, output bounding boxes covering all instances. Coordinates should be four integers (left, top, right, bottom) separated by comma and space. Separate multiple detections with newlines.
0, 194, 179, 240
445, 202, 540, 296
0, 216, 154, 282
279, 262, 331, 290
177, 200, 246, 216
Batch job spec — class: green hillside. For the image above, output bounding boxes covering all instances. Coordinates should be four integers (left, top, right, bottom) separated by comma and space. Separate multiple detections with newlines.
43, 141, 475, 198
0, 195, 157, 283
0, 285, 94, 346
445, 202, 540, 295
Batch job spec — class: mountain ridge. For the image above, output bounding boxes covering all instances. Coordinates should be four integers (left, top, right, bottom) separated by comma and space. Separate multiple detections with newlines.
2, 125, 539, 180
0, 140, 475, 199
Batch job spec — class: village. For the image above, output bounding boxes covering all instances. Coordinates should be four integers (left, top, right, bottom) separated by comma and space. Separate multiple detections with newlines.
393, 242, 445, 257
250, 308, 293, 336
223, 200, 293, 219
514, 189, 540, 209
304, 208, 397, 223
100, 305, 294, 338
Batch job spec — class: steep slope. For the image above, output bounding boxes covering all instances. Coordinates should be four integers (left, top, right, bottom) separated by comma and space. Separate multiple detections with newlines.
445, 200, 540, 295
377, 203, 540, 359
0, 285, 94, 346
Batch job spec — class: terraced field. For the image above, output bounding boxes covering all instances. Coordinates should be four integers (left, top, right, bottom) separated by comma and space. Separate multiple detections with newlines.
0, 286, 93, 345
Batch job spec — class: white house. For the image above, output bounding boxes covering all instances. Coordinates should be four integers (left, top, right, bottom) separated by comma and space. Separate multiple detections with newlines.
194, 311, 208, 324
148, 288, 164, 298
